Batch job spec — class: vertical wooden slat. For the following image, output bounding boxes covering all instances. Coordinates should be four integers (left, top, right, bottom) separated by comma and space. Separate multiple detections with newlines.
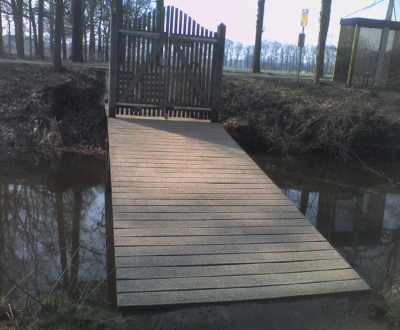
131, 27, 137, 105
187, 20, 196, 115
205, 31, 213, 104
201, 30, 208, 103
183, 16, 192, 108
191, 23, 200, 107
197, 27, 205, 110
126, 32, 132, 105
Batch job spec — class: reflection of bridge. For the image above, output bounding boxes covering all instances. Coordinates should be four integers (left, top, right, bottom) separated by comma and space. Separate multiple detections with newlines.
106, 116, 370, 309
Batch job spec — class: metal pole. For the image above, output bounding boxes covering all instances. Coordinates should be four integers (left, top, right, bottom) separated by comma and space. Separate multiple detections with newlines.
297, 26, 305, 81
373, 0, 394, 87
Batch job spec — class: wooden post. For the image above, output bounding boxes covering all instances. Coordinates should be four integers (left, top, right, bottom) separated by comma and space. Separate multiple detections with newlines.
211, 23, 225, 123
108, 13, 119, 118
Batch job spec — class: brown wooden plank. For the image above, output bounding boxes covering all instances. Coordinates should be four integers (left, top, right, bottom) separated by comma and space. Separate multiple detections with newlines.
115, 250, 343, 269
111, 192, 286, 200
112, 212, 304, 221
117, 269, 361, 293
111, 182, 277, 189
115, 241, 335, 257
113, 219, 310, 229
114, 225, 318, 237
116, 259, 352, 280
117, 279, 370, 307
112, 199, 294, 207
112, 166, 262, 174
114, 233, 325, 246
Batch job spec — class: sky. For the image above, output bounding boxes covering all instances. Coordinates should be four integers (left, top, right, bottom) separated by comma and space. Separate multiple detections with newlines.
164, 0, 400, 47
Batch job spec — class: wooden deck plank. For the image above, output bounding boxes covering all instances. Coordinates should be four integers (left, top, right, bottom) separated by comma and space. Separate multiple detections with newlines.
117, 269, 361, 293
112, 199, 294, 207
115, 250, 344, 268
112, 212, 308, 220
117, 279, 370, 307
114, 234, 324, 246
113, 225, 318, 237
116, 259, 352, 279
113, 205, 301, 214
111, 193, 288, 200
113, 219, 311, 228
108, 116, 369, 308
114, 241, 335, 256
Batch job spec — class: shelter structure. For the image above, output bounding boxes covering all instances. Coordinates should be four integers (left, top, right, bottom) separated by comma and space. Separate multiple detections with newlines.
333, 18, 400, 88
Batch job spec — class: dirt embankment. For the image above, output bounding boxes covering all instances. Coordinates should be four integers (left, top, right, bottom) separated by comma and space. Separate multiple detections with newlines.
0, 63, 107, 154
220, 76, 400, 161
1, 63, 399, 161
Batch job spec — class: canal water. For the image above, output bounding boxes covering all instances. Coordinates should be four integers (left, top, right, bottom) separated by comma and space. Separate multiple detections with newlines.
250, 153, 400, 292
0, 152, 399, 308
0, 153, 108, 308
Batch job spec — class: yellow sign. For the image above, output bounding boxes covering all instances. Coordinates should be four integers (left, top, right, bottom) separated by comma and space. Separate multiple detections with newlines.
301, 9, 309, 26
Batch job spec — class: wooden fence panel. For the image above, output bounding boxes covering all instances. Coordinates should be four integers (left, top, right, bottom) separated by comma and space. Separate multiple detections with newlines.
110, 6, 225, 121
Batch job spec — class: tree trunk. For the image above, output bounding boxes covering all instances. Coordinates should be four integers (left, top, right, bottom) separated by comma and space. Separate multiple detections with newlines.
62, 20, 67, 60
115, 0, 123, 28
97, 17, 102, 61
314, 0, 332, 84
104, 26, 109, 61
252, 0, 265, 73
10, 0, 25, 59
29, 0, 39, 59
50, 0, 54, 56
89, 2, 96, 62
53, 0, 64, 72
38, 0, 45, 59
0, 3, 4, 58
7, 16, 11, 54
70, 0, 83, 62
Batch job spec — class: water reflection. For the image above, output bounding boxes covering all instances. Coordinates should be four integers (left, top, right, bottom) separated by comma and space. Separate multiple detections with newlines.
251, 154, 400, 292
0, 153, 107, 307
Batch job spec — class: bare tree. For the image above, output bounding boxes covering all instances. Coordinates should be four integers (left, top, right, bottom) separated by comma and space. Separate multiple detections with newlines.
53, 0, 64, 71
0, 2, 4, 58
70, 0, 83, 61
253, 0, 265, 73
314, 0, 332, 84
10, 0, 24, 58
37, 0, 45, 59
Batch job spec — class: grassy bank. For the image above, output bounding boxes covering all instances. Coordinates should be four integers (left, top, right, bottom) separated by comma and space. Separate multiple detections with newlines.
220, 75, 400, 162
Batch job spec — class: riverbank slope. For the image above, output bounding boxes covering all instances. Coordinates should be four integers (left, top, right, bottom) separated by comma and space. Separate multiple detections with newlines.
1, 62, 399, 161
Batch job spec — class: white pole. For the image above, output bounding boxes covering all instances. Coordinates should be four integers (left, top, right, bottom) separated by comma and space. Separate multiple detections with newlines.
373, 0, 395, 87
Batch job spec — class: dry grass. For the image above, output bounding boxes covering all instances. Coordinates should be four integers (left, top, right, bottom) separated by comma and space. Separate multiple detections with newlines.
220, 76, 400, 162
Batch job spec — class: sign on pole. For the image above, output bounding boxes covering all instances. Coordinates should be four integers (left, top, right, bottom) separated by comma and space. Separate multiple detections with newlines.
301, 9, 309, 26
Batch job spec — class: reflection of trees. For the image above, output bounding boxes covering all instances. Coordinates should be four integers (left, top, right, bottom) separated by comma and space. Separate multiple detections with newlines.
258, 154, 400, 291
0, 154, 107, 306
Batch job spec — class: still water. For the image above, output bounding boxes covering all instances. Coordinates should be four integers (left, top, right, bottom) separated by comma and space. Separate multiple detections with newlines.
251, 153, 400, 292
0, 153, 108, 307
0, 152, 399, 308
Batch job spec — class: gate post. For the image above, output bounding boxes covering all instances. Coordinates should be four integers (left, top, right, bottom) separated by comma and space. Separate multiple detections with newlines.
108, 13, 119, 118
211, 23, 226, 123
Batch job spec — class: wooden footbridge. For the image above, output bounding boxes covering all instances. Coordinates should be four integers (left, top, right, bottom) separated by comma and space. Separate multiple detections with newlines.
106, 3, 369, 309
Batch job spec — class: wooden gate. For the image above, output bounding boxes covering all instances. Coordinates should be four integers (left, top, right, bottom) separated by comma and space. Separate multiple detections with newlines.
108, 6, 226, 122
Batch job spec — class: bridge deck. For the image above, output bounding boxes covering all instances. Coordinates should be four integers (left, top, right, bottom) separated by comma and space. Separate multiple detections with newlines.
107, 116, 369, 308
